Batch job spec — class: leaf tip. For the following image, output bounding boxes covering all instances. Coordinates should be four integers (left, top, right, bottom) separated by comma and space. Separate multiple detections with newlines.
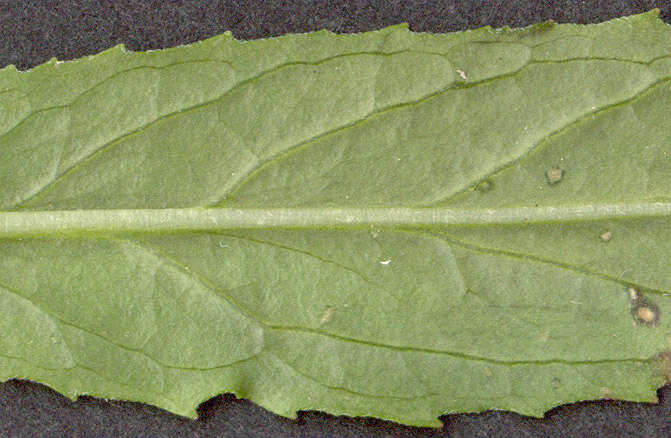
646, 8, 661, 19
0, 63, 18, 74
376, 22, 410, 35
526, 19, 557, 34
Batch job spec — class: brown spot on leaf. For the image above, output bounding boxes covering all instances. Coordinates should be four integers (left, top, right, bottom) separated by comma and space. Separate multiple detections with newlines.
545, 167, 563, 185
637, 306, 657, 324
655, 351, 671, 383
629, 290, 659, 326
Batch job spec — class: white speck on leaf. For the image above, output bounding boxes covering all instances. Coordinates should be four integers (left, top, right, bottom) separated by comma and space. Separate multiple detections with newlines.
380, 259, 391, 265
320, 306, 336, 325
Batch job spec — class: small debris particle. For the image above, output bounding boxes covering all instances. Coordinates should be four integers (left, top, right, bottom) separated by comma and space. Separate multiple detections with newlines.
599, 230, 612, 242
551, 377, 561, 390
380, 259, 391, 265
218, 241, 229, 248
476, 179, 493, 193
628, 288, 638, 300
545, 167, 563, 185
456, 69, 467, 80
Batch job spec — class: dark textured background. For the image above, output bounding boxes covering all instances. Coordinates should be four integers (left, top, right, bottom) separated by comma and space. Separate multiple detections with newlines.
2, 1, 671, 437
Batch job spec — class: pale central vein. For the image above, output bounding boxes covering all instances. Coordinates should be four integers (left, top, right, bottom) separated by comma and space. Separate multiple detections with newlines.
1, 203, 670, 235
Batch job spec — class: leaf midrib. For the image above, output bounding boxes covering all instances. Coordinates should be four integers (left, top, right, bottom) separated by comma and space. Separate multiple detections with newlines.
1, 203, 670, 236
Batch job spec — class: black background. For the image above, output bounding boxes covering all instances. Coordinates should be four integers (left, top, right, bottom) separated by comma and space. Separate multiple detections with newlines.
1, 1, 671, 437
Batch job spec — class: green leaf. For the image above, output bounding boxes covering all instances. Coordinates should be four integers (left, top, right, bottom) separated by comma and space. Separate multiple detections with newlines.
2, 10, 671, 428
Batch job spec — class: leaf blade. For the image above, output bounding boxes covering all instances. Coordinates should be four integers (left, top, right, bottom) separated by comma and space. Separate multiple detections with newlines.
1, 10, 671, 427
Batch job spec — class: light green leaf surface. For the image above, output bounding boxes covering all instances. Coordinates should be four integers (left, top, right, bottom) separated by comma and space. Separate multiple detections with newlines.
1, 10, 671, 427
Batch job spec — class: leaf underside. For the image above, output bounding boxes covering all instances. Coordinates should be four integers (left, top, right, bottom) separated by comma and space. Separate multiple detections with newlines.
1, 10, 671, 427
